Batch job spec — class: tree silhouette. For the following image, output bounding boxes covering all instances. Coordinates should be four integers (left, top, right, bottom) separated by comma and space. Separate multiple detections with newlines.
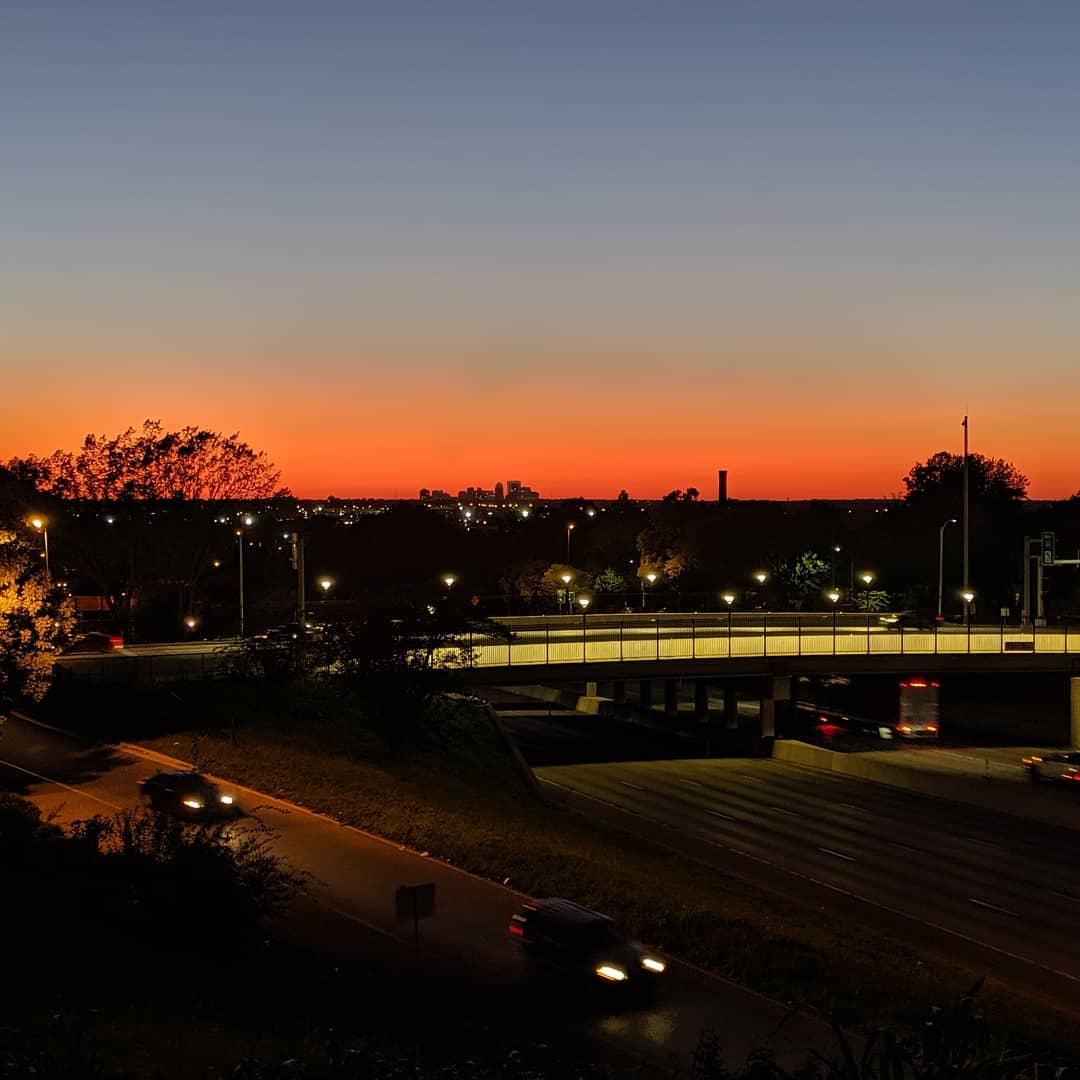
902, 451, 1027, 506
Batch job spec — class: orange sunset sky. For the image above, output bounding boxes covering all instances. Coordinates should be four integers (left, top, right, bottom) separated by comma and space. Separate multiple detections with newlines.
4, 4, 1080, 501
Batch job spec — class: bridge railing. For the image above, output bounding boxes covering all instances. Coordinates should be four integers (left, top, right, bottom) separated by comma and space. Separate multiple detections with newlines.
452, 612, 1078, 669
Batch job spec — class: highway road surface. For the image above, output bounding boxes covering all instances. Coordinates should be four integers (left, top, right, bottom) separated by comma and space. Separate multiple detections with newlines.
535, 756, 1080, 1013
0, 713, 835, 1072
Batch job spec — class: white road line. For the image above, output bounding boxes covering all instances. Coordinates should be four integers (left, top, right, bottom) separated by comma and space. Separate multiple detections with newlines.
818, 847, 856, 863
735, 774, 765, 783
1051, 890, 1077, 902
619, 780, 645, 791
839, 802, 866, 812
770, 806, 797, 816
968, 897, 1018, 918
681, 778, 703, 787
537, 775, 1080, 988
707, 809, 735, 821
0, 758, 123, 811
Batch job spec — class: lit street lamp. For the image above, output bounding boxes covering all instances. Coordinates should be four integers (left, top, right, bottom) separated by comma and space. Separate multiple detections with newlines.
831, 546, 841, 588
753, 571, 767, 608
642, 570, 657, 611
860, 572, 874, 612
962, 589, 975, 649
938, 519, 958, 620
722, 591, 735, 646
443, 574, 456, 591
236, 514, 254, 638
318, 578, 333, 607
566, 522, 575, 562
561, 572, 573, 615
827, 589, 840, 648
29, 517, 50, 583
578, 594, 591, 660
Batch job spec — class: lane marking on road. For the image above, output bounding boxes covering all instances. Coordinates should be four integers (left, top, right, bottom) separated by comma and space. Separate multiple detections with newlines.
537, 775, 1080, 988
1051, 890, 1078, 902
0, 758, 123, 811
681, 778, 703, 787
818, 847, 857, 863
734, 774, 766, 783
968, 897, 1018, 918
707, 809, 736, 821
839, 802, 867, 812
619, 780, 645, 791
770, 806, 797, 816
890, 841, 920, 854
309, 894, 410, 945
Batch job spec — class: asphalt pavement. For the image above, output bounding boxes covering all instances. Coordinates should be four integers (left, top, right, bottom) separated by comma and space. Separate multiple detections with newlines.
0, 712, 836, 1072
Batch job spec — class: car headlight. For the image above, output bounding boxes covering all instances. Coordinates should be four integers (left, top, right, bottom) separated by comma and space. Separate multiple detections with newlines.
182, 797, 204, 809
641, 957, 665, 973
595, 964, 628, 982
219, 794, 234, 805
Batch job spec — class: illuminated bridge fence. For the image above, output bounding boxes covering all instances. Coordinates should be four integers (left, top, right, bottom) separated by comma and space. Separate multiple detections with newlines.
453, 613, 1079, 669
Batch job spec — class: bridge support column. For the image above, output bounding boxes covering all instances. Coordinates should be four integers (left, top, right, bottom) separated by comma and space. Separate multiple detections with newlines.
586, 680, 599, 698
664, 679, 679, 717
724, 687, 738, 729
1071, 678, 1080, 747
611, 681, 626, 704
639, 679, 653, 710
694, 680, 709, 720
758, 675, 790, 740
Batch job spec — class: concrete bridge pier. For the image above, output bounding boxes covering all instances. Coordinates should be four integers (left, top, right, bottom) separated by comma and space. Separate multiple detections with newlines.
724, 687, 738, 729
664, 679, 679, 717
694, 680, 709, 719
639, 679, 653, 710
758, 675, 791, 739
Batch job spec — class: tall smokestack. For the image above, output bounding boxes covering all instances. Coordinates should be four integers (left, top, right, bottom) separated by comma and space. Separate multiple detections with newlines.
718, 470, 728, 504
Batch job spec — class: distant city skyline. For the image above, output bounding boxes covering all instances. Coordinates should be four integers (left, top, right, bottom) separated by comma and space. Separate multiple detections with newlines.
4, 4, 1080, 500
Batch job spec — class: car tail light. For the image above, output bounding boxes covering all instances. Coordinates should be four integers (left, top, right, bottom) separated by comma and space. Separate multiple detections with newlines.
897, 724, 912, 733
926, 725, 938, 733
508, 924, 524, 937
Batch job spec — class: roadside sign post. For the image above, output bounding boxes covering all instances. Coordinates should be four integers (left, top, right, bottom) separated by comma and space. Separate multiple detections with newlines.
396, 882, 436, 953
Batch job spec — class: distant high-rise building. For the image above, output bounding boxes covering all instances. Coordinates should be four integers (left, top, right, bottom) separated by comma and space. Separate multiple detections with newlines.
495, 481, 504, 501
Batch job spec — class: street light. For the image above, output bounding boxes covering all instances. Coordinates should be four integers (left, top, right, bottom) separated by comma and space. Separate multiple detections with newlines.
235, 519, 253, 638
29, 517, 50, 583
561, 572, 573, 615
831, 546, 841, 588
443, 574, 457, 591
860, 572, 874, 612
962, 589, 975, 649
753, 571, 767, 609
938, 519, 958, 621
642, 570, 657, 611
566, 522, 575, 562
318, 578, 333, 606
722, 591, 735, 644
827, 590, 840, 649
578, 594, 591, 660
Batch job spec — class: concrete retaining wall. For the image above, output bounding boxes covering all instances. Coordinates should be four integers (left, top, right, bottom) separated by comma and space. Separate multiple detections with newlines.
498, 684, 615, 716
773, 739, 1080, 832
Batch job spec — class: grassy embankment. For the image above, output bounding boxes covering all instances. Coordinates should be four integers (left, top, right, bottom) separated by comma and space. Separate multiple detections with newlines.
45, 676, 1080, 1052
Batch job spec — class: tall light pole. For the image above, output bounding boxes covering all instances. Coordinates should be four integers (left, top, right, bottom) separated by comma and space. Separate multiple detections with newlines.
642, 570, 657, 611
561, 572, 573, 615
578, 594, 591, 661
443, 574, 457, 592
831, 546, 841, 588
566, 522, 575, 562
319, 578, 333, 609
753, 571, 767, 609
29, 517, 50, 583
828, 589, 840, 650
938, 518, 958, 621
962, 415, 970, 624
722, 592, 735, 646
236, 514, 254, 638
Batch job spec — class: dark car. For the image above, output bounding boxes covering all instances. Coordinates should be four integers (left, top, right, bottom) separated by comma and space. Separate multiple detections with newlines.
1022, 751, 1080, 784
138, 771, 240, 818
62, 632, 123, 654
879, 611, 937, 631
508, 898, 665, 990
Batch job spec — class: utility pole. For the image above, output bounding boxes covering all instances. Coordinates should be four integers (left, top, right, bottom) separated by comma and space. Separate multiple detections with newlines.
962, 415, 970, 621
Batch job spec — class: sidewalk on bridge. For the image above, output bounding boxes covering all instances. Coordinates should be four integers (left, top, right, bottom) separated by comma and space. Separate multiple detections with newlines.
774, 739, 1080, 832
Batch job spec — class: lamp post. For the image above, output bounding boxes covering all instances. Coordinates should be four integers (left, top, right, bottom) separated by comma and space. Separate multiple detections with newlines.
753, 571, 767, 609
236, 514, 254, 638
443, 574, 456, 591
828, 590, 840, 650
831, 546, 841, 588
561, 572, 573, 616
578, 594, 591, 661
566, 522, 575, 562
938, 519, 957, 621
722, 592, 735, 650
860, 572, 874, 612
29, 517, 50, 583
642, 571, 657, 611
318, 578, 333, 608
962, 589, 975, 650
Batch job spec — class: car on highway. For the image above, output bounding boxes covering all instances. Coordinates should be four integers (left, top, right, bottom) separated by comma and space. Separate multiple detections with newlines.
508, 897, 665, 991
1021, 751, 1080, 784
138, 770, 240, 818
62, 632, 124, 653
